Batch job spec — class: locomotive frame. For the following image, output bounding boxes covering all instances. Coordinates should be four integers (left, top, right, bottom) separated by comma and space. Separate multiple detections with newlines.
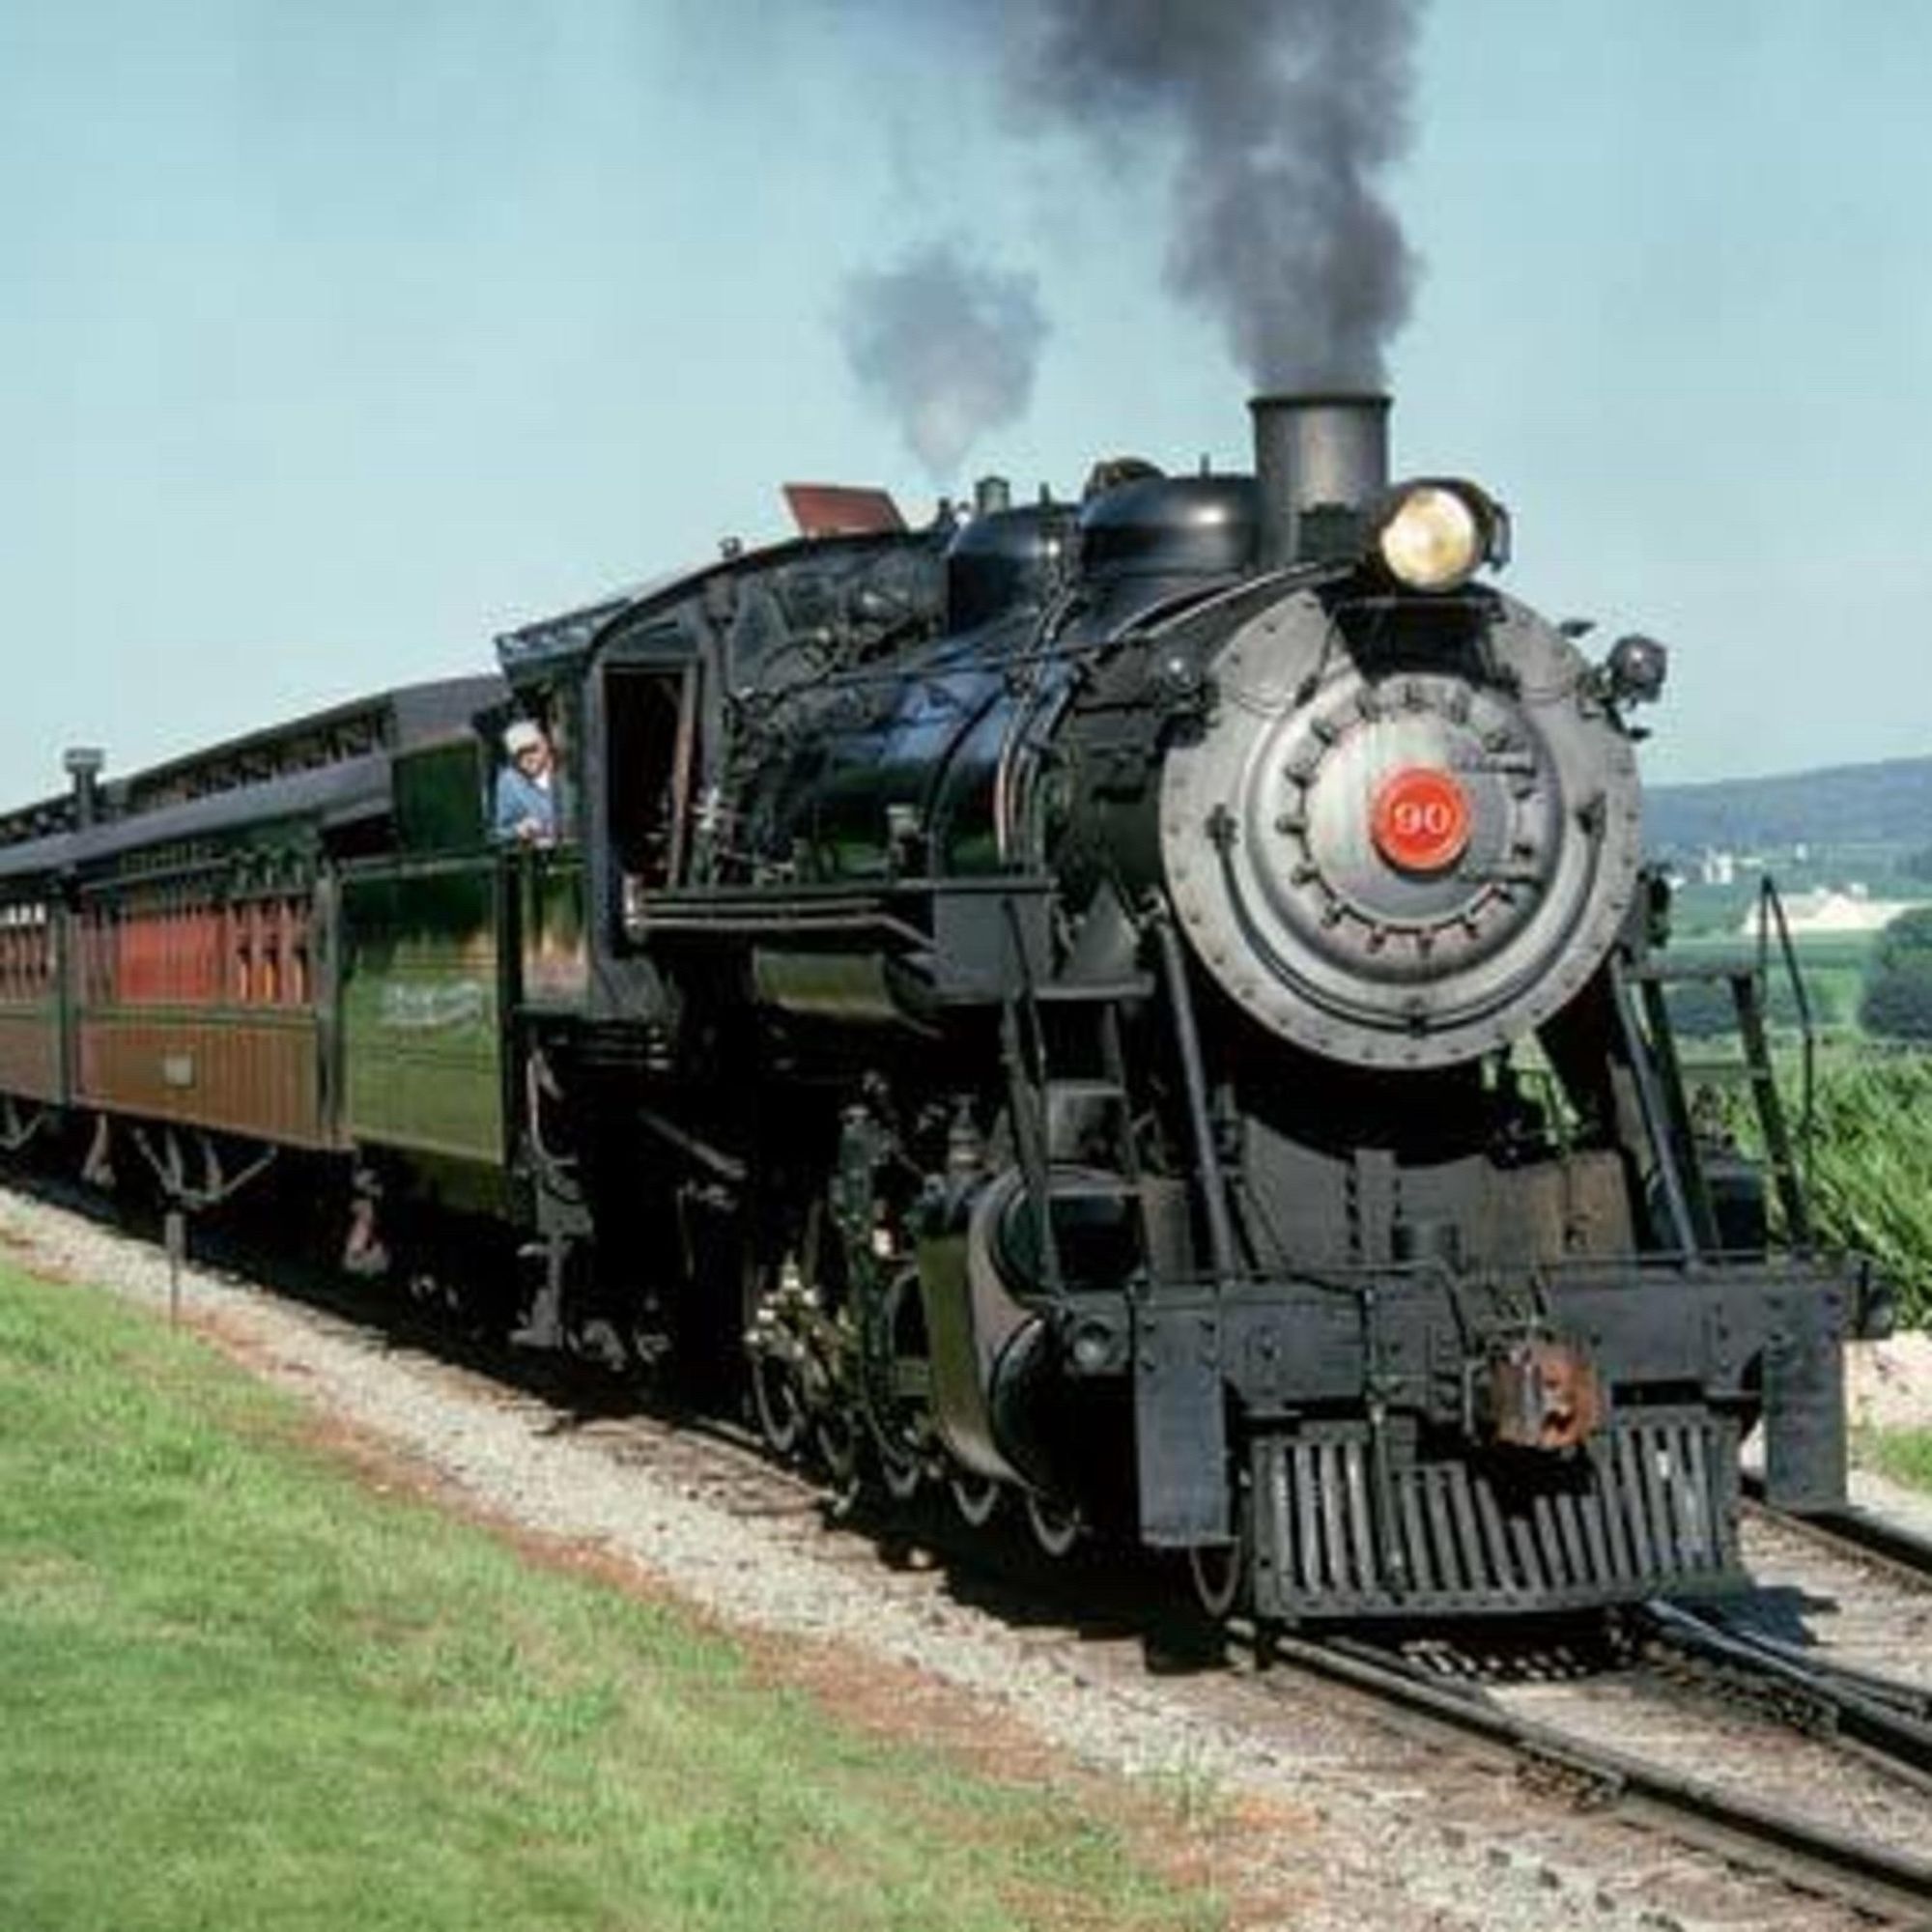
0, 392, 1887, 1623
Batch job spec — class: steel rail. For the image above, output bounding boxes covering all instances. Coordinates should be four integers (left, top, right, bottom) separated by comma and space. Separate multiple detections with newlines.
1744, 1479, 1932, 1591
1254, 1630, 1932, 1924
1637, 1599, 1932, 1791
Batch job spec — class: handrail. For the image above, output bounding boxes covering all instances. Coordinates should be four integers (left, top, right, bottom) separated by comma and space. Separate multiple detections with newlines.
1755, 874, 1815, 1205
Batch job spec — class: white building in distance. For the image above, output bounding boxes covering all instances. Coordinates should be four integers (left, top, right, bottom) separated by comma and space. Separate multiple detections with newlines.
1742, 888, 1918, 936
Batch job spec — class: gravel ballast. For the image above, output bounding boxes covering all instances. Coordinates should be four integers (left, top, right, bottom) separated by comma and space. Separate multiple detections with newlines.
2, 1185, 1917, 1931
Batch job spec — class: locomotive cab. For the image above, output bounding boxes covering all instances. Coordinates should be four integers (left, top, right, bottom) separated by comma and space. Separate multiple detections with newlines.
604, 660, 700, 901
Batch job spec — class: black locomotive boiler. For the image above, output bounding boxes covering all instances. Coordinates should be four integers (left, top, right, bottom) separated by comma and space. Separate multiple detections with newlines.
0, 393, 1884, 1622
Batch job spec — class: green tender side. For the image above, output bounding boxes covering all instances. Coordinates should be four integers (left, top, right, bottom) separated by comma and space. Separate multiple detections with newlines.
340, 860, 503, 1167
521, 851, 588, 1009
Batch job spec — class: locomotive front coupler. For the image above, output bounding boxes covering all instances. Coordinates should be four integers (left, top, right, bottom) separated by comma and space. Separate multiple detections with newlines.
1464, 1327, 1607, 1454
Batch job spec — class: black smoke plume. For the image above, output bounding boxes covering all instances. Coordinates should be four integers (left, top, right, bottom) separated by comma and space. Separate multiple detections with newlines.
840, 242, 1050, 478
985, 0, 1423, 389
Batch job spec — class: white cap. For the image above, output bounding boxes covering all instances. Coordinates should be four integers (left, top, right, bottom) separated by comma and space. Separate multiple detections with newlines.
502, 719, 545, 755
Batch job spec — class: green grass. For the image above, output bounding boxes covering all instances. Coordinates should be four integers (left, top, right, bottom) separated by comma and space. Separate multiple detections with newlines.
1705, 1047, 1932, 1321
1795, 1055, 1932, 1323
0, 1259, 1222, 1932
1856, 1427, 1932, 1494
1664, 923, 1882, 975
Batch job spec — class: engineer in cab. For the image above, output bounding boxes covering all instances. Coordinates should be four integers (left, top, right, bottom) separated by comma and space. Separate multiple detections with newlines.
494, 718, 561, 845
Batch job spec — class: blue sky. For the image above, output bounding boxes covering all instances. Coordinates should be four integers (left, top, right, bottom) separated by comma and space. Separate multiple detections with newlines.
5, 1, 1928, 792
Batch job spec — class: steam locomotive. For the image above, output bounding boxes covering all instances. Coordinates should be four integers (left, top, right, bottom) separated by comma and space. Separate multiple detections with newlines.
0, 393, 1883, 1621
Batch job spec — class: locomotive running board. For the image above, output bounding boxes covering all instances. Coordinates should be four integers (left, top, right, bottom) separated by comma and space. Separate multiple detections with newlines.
1249, 1409, 1744, 1620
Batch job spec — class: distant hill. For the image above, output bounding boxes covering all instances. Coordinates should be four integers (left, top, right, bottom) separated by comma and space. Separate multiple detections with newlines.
1647, 755, 1932, 854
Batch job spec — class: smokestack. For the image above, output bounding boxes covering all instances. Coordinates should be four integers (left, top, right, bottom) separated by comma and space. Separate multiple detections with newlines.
63, 747, 103, 831
1250, 392, 1389, 570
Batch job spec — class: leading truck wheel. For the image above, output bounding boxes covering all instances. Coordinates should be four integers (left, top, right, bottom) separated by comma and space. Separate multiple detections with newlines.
1186, 1488, 1253, 1620
1186, 1540, 1247, 1620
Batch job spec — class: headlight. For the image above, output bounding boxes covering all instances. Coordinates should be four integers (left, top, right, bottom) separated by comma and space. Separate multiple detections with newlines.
1371, 480, 1505, 592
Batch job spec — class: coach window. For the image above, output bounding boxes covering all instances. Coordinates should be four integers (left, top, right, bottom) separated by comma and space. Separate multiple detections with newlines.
259, 897, 282, 1005
288, 897, 312, 1005
231, 898, 259, 1004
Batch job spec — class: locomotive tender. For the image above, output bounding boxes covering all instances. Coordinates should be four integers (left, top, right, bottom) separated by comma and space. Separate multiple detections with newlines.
0, 394, 1883, 1621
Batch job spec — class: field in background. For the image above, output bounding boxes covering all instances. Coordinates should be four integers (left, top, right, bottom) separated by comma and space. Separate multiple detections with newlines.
1647, 824, 1932, 1309
1785, 1055, 1932, 1324
0, 1259, 1221, 1932
1662, 924, 1875, 1037
1644, 944, 1932, 1320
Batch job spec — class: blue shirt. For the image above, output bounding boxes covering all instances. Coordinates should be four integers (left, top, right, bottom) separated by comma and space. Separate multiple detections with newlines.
494, 765, 560, 843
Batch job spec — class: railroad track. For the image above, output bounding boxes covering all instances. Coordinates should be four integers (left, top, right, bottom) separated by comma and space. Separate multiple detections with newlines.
1745, 1472, 1932, 1590
1245, 1623, 1932, 1925
14, 1168, 1932, 1925
476, 1355, 1932, 1925
1248, 1489, 1932, 1926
